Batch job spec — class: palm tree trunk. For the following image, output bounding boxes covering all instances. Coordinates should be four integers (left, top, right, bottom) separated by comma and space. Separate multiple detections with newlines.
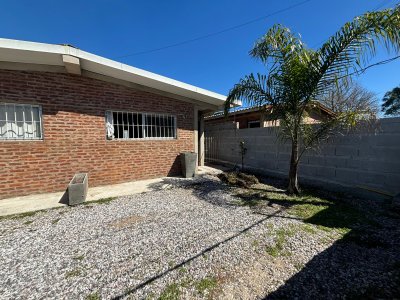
287, 137, 300, 195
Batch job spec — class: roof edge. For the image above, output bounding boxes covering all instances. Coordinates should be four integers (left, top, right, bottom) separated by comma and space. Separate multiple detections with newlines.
0, 38, 227, 107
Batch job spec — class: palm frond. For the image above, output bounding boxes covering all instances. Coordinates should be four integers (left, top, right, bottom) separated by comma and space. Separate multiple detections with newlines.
225, 73, 276, 115
312, 6, 400, 96
250, 24, 307, 66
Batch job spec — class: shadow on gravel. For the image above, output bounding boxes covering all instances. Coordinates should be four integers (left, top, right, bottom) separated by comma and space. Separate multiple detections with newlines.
244, 187, 400, 299
193, 173, 400, 299
147, 176, 241, 208
111, 209, 283, 300
111, 176, 285, 299
132, 175, 400, 299
264, 219, 400, 299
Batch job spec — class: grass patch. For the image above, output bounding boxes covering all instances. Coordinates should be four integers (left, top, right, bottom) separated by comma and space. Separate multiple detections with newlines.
24, 220, 34, 225
158, 283, 180, 300
51, 218, 61, 224
0, 206, 67, 222
265, 222, 274, 230
300, 224, 318, 234
73, 254, 85, 261
178, 267, 187, 275
180, 277, 193, 288
266, 227, 295, 257
84, 197, 116, 205
13, 211, 38, 219
195, 277, 218, 295
252, 239, 260, 248
265, 245, 281, 257
235, 182, 368, 236
234, 189, 264, 207
85, 292, 100, 300
65, 268, 82, 278
145, 292, 156, 300
168, 261, 175, 268
0, 210, 39, 221
294, 262, 304, 271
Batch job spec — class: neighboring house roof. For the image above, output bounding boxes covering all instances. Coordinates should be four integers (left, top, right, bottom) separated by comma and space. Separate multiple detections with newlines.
205, 102, 335, 120
0, 38, 227, 110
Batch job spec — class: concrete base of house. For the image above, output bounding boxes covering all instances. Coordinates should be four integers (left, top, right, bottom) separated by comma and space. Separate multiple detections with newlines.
0, 166, 223, 217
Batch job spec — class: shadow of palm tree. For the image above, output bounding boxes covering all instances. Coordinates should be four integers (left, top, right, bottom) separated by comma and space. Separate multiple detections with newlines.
142, 173, 400, 298
258, 193, 400, 299
197, 173, 400, 298
264, 219, 400, 299
147, 175, 242, 208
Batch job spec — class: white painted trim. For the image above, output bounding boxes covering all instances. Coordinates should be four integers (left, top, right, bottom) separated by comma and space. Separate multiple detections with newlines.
0, 38, 226, 108
62, 55, 81, 75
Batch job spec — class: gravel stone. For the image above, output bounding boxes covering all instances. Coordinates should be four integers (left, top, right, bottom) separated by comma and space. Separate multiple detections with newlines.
0, 174, 399, 299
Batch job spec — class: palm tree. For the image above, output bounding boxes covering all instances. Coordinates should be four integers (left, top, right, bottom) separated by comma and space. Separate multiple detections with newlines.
225, 6, 400, 194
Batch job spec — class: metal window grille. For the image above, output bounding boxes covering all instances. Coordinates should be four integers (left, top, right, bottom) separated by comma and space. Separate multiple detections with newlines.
0, 103, 43, 140
105, 111, 177, 140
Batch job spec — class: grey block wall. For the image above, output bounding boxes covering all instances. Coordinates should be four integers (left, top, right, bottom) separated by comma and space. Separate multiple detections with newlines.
205, 117, 400, 197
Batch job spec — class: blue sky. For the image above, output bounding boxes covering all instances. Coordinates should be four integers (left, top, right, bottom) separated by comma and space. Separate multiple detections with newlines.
0, 0, 399, 104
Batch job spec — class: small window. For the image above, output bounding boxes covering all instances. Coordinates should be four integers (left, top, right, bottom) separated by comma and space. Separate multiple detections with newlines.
0, 103, 43, 140
248, 121, 260, 128
105, 111, 176, 140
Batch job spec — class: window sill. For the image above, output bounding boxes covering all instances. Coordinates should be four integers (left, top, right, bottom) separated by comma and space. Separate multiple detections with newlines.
0, 139, 44, 142
106, 137, 178, 142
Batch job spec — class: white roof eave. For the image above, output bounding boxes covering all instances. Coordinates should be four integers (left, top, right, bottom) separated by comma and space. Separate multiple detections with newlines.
0, 38, 227, 107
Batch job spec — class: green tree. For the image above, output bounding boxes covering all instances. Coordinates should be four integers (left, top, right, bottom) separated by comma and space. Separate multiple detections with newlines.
225, 6, 400, 194
381, 85, 400, 116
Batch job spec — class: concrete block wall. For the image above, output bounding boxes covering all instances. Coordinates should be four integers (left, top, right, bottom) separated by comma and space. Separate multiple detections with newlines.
205, 118, 400, 196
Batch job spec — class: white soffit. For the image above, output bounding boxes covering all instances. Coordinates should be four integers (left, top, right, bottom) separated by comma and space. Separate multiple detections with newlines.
0, 38, 229, 108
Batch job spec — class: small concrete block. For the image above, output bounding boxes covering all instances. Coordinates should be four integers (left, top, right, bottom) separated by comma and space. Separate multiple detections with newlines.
68, 173, 88, 205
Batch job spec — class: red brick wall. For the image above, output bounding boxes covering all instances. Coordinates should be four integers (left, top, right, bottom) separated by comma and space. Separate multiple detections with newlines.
0, 70, 195, 199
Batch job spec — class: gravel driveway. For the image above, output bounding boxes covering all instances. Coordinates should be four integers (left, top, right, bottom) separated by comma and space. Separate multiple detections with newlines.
1, 174, 399, 299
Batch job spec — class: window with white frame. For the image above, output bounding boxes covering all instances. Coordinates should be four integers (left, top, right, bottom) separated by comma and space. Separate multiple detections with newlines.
105, 111, 176, 140
0, 103, 43, 140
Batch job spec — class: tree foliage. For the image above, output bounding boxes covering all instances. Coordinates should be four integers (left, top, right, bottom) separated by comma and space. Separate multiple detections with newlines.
225, 6, 400, 194
381, 85, 400, 115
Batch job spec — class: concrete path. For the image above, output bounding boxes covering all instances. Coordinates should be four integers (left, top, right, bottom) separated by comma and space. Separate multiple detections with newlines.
0, 165, 224, 217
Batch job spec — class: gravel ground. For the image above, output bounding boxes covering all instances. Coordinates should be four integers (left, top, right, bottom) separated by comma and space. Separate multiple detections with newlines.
0, 174, 399, 299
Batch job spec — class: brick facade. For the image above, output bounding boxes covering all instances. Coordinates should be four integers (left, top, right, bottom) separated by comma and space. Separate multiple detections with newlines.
0, 70, 195, 199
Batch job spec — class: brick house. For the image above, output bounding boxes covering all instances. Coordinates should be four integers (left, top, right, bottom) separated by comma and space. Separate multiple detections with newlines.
0, 39, 226, 200
205, 103, 334, 129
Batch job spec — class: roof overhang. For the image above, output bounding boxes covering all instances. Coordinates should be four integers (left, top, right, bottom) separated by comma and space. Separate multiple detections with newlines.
205, 102, 335, 120
0, 38, 229, 110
